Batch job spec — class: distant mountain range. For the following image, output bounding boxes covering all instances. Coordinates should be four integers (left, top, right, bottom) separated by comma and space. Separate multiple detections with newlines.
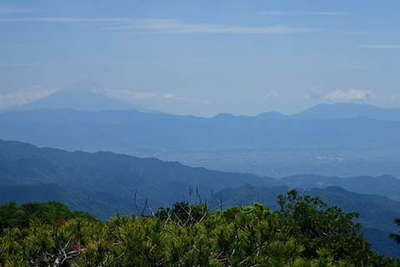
5, 87, 400, 120
223, 102, 400, 121
282, 174, 400, 201
2, 102, 400, 151
257, 103, 400, 121
1, 139, 399, 257
1, 100, 400, 176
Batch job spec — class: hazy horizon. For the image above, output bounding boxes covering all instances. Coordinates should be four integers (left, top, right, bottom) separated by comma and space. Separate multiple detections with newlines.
4, 86, 400, 117
1, 0, 400, 116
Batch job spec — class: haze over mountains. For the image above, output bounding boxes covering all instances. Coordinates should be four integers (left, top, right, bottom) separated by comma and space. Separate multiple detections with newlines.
1, 89, 400, 177
292, 103, 400, 121
6, 87, 400, 120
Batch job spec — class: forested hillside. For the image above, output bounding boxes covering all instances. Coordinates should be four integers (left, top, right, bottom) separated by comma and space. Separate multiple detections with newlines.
0, 139, 280, 218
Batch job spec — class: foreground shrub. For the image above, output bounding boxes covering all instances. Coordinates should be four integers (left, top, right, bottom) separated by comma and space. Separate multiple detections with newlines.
0, 191, 398, 266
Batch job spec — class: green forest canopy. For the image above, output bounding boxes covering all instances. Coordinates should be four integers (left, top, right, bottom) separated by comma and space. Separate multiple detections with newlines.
0, 191, 399, 266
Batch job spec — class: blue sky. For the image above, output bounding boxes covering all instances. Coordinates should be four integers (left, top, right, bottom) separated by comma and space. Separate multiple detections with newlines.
1, 0, 400, 116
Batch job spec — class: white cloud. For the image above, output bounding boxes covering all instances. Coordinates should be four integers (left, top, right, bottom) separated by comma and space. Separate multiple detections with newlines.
0, 86, 56, 108
259, 10, 346, 16
0, 17, 317, 35
324, 89, 374, 102
110, 19, 317, 34
106, 89, 157, 100
360, 45, 400, 49
105, 89, 211, 105
160, 93, 211, 105
265, 90, 279, 99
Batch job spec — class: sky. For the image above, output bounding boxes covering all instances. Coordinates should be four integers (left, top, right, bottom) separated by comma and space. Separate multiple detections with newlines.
1, 0, 400, 116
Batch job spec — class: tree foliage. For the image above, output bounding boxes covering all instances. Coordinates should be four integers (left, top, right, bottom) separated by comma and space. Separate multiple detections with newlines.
390, 218, 400, 244
0, 191, 398, 266
0, 201, 96, 230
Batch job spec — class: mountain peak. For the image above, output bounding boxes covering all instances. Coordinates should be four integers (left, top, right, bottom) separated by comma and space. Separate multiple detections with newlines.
295, 103, 400, 120
18, 88, 136, 111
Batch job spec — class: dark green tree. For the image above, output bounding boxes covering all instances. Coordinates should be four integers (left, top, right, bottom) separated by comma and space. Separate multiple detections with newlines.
155, 201, 209, 226
390, 218, 400, 244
